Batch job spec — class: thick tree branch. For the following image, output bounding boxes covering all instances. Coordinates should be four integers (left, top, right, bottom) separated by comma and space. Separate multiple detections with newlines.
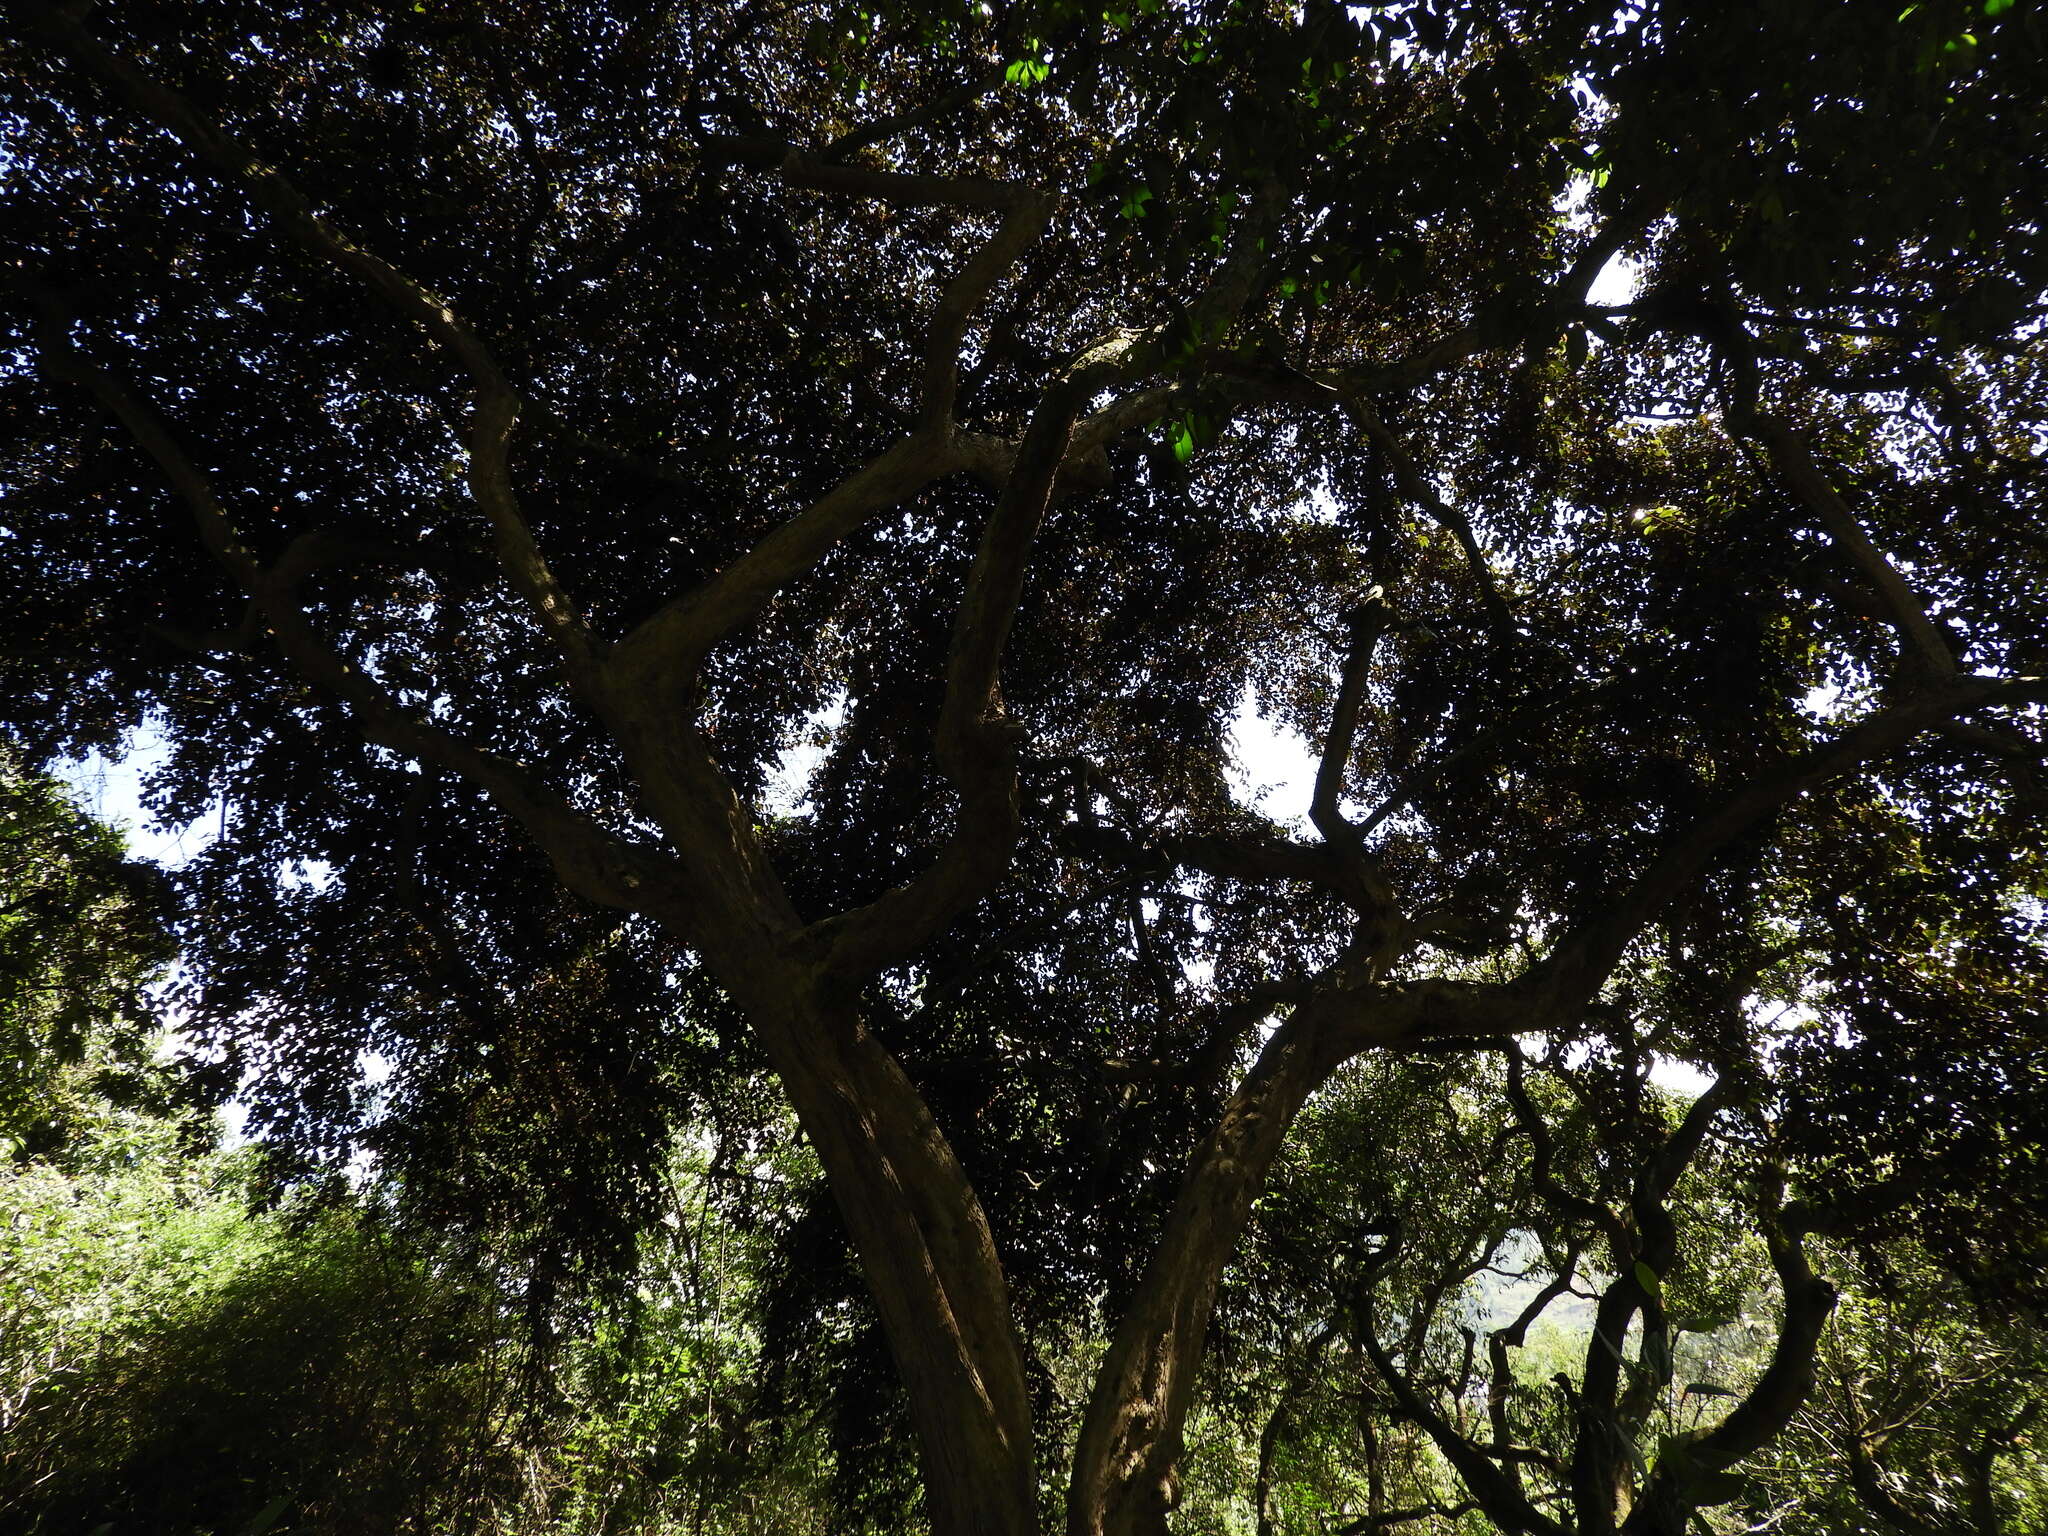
1064, 818, 1377, 912
1340, 398, 1514, 635
27, 5, 595, 671
803, 330, 1150, 979
1843, 1428, 1947, 1536
711, 139, 1062, 429
1701, 308, 1955, 683
1643, 1074, 1736, 1203
1505, 1051, 1629, 1249
1741, 412, 1958, 683
1068, 973, 1533, 1536
1538, 673, 2048, 1012
1312, 597, 1399, 913
1189, 177, 1286, 342
31, 313, 665, 911
820, 65, 1008, 161
601, 147, 1056, 691
1562, 1074, 1739, 1533
1329, 1501, 1483, 1536
1687, 1216, 1837, 1470
1070, 989, 1359, 1536
920, 190, 1058, 430
1626, 1177, 1837, 1532
1356, 1305, 1568, 1536
605, 432, 967, 692
710, 984, 1036, 1536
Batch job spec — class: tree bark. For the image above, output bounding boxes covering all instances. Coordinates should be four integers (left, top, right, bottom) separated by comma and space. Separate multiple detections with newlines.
700, 950, 1038, 1536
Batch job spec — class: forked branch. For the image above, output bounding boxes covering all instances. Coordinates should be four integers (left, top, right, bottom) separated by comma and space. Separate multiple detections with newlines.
1744, 413, 1957, 683
1312, 595, 1399, 913
1711, 313, 1956, 683
804, 329, 1151, 978
604, 144, 1056, 690
605, 433, 967, 692
31, 304, 662, 911
1538, 672, 2048, 1012
1341, 397, 1514, 635
1357, 1302, 1568, 1536
27, 4, 594, 671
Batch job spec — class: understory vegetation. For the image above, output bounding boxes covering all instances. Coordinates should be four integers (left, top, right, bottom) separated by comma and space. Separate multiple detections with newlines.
4, 759, 2043, 1533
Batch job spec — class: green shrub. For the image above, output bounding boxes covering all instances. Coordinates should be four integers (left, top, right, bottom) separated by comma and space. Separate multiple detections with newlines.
1, 1147, 515, 1536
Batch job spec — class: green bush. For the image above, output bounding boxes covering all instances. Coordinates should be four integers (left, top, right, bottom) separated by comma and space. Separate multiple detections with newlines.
1, 1144, 516, 1536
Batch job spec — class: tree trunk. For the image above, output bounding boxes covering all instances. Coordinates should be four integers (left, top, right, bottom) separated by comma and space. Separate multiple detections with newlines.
663, 900, 1038, 1536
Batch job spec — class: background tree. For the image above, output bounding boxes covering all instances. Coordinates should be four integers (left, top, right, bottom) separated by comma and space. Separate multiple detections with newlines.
1755, 1248, 2047, 1536
3, 3, 2045, 1533
0, 753, 180, 1166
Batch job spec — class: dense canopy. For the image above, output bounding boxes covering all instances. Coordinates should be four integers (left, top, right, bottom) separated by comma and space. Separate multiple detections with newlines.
3, 2, 2045, 1533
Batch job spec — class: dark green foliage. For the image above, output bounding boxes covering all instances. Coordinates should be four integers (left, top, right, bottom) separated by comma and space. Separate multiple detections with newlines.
0, 1210, 515, 1536
4, 1, 2047, 1529
0, 754, 180, 1166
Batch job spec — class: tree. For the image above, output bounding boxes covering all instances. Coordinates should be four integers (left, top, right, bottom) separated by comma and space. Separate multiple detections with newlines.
1, 1178, 522, 1536
0, 752, 178, 1166
1230, 1041, 1839, 1536
1755, 1244, 2047, 1536
3, 3, 2045, 1532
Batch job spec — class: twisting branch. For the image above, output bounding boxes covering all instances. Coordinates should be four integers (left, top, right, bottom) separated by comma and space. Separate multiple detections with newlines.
1189, 176, 1286, 342
954, 385, 1186, 502
27, 300, 668, 912
25, 4, 595, 672
709, 137, 1062, 430
1340, 398, 1514, 635
1709, 311, 1956, 684
803, 328, 1151, 978
1070, 988, 1364, 1536
1487, 1242, 1585, 1498
603, 144, 1055, 691
1842, 1413, 1947, 1536
1355, 1299, 1568, 1536
821, 64, 1008, 161
1742, 416, 1958, 683
1537, 671, 2048, 1012
1558, 197, 1661, 314
1067, 974, 1539, 1536
1505, 1050, 1629, 1250
1686, 1179, 1838, 1471
1329, 1501, 1483, 1536
1063, 817, 1374, 912
919, 190, 1058, 430
1625, 1173, 1838, 1534
765, 177, 1286, 983
605, 433, 969, 691
1312, 594, 1398, 915
1642, 1075, 1736, 1205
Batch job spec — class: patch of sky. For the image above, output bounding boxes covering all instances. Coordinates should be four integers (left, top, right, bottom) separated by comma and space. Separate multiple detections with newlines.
1587, 247, 1640, 311
57, 723, 213, 869
761, 689, 848, 819
1226, 686, 1318, 831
